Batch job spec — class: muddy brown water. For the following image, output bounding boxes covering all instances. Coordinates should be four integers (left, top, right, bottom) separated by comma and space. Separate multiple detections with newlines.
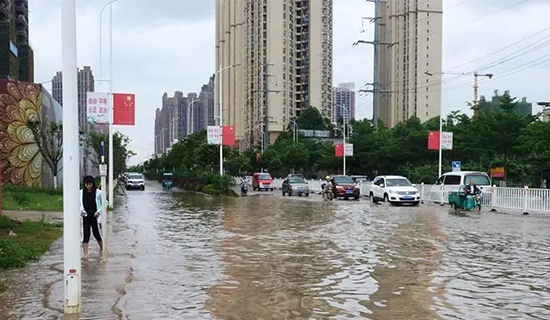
0, 184, 549, 319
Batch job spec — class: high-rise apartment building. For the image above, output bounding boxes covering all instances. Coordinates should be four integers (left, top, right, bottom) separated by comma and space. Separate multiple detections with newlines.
374, 0, 442, 128
332, 82, 355, 123
51, 66, 95, 131
216, 0, 333, 150
0, 0, 34, 82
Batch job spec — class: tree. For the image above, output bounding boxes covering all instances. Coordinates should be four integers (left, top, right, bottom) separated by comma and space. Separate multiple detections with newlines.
295, 106, 328, 130
27, 117, 63, 189
81, 131, 136, 177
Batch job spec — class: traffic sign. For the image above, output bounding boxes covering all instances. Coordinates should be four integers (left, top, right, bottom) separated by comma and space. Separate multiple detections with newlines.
452, 161, 461, 172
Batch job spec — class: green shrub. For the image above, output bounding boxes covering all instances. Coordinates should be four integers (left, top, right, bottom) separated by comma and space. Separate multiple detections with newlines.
12, 192, 29, 205
202, 184, 219, 195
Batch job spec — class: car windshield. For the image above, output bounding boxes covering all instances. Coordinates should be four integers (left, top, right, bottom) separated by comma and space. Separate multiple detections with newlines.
386, 178, 412, 187
259, 174, 271, 180
465, 174, 490, 185
289, 178, 305, 184
333, 176, 354, 184
129, 174, 143, 180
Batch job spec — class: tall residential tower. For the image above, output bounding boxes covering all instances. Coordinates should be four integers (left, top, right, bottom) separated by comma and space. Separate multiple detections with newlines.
0, 0, 34, 82
374, 0, 443, 128
216, 0, 333, 150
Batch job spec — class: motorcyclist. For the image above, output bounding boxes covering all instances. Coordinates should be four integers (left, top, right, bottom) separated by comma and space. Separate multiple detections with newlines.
240, 176, 248, 187
322, 176, 332, 198
464, 180, 481, 195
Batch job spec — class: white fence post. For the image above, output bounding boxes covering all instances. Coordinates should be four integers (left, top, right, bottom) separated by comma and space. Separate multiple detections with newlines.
420, 182, 424, 204
523, 186, 529, 215
490, 185, 497, 212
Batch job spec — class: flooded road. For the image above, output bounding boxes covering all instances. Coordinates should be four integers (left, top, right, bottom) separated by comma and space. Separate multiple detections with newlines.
1, 183, 549, 319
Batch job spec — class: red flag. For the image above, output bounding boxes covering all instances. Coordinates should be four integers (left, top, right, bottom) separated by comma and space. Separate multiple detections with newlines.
428, 131, 440, 150
113, 93, 135, 125
335, 143, 344, 157
222, 125, 235, 146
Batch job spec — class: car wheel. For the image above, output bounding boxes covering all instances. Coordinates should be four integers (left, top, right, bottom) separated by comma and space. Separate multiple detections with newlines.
305, 193, 309, 197
141, 186, 145, 191
282, 191, 285, 196
384, 193, 389, 202
354, 196, 359, 200
412, 201, 420, 206
369, 192, 376, 203
126, 186, 130, 190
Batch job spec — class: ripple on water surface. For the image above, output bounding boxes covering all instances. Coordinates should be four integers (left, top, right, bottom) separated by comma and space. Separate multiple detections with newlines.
0, 185, 549, 319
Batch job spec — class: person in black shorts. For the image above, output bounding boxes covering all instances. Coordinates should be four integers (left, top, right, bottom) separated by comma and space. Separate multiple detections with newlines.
79, 175, 103, 258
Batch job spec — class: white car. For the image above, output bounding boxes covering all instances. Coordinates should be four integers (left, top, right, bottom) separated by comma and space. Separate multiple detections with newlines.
126, 173, 145, 191
369, 175, 420, 205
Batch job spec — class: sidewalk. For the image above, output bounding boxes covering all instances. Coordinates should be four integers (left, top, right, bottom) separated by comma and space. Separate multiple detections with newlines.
2, 210, 63, 221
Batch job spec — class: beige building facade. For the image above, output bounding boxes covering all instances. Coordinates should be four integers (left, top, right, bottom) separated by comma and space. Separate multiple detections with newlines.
375, 0, 443, 128
216, 0, 333, 150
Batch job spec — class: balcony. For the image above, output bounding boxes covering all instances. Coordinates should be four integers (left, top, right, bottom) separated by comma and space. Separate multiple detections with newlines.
17, 14, 28, 27
0, 2, 11, 17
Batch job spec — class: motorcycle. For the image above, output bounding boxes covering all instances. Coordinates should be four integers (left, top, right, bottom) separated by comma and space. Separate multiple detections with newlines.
241, 181, 249, 196
321, 183, 333, 201
474, 192, 482, 210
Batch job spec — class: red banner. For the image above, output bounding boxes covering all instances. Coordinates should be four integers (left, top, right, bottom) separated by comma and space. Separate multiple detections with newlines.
222, 126, 236, 146
113, 93, 135, 125
428, 131, 440, 150
335, 143, 344, 157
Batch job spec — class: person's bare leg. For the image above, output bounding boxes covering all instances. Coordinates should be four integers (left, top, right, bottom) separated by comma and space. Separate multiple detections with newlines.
98, 241, 103, 253
83, 243, 89, 258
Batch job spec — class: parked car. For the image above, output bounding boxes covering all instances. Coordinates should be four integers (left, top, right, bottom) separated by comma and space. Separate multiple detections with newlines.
252, 172, 274, 191
126, 173, 145, 190
435, 171, 491, 188
330, 175, 360, 200
351, 175, 369, 183
282, 177, 310, 196
369, 175, 419, 205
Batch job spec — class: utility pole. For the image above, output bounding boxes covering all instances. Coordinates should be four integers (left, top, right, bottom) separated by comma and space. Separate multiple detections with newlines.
363, 0, 389, 128
472, 72, 494, 116
261, 63, 282, 156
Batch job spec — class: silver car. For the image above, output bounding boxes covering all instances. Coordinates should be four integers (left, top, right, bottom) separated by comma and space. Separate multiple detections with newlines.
282, 177, 310, 196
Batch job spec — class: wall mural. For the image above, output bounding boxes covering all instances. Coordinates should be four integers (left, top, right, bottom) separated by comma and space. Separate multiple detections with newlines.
0, 79, 43, 186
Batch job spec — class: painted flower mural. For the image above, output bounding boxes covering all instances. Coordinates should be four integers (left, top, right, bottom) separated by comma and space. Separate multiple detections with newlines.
0, 80, 43, 186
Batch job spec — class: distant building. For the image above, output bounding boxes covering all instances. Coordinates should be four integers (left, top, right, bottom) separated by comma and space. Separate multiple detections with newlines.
332, 83, 355, 123
51, 66, 95, 131
478, 90, 533, 116
375, 0, 443, 127
542, 108, 550, 122
0, 0, 34, 82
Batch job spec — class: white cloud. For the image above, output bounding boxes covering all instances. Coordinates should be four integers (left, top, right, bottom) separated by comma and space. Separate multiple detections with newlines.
29, 0, 550, 165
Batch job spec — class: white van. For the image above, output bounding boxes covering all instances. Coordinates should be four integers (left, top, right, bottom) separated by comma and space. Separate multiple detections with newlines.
436, 171, 491, 187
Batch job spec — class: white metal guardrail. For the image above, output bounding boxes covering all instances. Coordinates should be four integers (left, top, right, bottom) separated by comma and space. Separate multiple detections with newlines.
247, 178, 549, 214
359, 182, 550, 214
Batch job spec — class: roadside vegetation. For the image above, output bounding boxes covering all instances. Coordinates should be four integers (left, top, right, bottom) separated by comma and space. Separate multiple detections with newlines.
0, 215, 62, 292
144, 91, 550, 187
1, 184, 63, 212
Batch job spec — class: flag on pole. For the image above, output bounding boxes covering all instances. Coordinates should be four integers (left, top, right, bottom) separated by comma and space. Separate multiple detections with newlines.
428, 131, 440, 150
113, 93, 135, 125
222, 126, 236, 146
335, 143, 344, 157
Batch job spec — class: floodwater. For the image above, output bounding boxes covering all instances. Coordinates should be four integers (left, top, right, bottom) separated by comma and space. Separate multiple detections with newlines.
0, 184, 549, 320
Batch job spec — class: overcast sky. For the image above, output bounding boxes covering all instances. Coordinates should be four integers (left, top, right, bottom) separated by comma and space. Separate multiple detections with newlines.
29, 0, 550, 165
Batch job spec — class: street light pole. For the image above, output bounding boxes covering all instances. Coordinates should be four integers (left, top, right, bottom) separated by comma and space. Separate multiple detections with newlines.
337, 104, 350, 175
99, 0, 118, 81
424, 71, 445, 178
289, 120, 298, 143
214, 64, 239, 176
61, 0, 81, 313
188, 98, 200, 135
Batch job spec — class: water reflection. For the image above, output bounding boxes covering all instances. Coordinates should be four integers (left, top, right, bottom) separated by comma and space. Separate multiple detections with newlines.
0, 184, 549, 320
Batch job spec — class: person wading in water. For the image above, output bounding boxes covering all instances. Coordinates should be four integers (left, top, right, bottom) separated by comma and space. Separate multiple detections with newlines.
79, 175, 103, 258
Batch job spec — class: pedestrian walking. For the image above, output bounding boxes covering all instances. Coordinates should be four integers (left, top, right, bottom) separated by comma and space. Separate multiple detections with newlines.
79, 175, 103, 258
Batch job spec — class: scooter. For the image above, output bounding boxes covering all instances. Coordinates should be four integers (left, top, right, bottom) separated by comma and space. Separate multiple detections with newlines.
241, 181, 249, 196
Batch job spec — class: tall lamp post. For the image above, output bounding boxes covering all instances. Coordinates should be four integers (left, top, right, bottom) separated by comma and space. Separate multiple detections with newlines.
288, 119, 298, 143
424, 71, 445, 178
98, 0, 118, 207
337, 104, 350, 175
214, 63, 240, 175
61, 0, 81, 313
